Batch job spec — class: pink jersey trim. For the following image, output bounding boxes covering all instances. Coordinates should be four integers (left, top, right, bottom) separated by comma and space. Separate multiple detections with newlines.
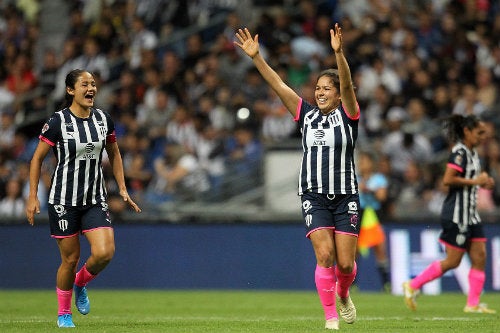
439, 239, 467, 252
471, 237, 487, 242
82, 226, 113, 233
342, 102, 360, 120
293, 98, 303, 122
39, 135, 55, 146
306, 226, 334, 238
447, 163, 463, 173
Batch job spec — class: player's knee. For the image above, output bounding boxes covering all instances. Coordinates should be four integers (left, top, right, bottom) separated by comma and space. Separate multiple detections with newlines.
336, 261, 354, 274
93, 246, 115, 265
315, 249, 334, 267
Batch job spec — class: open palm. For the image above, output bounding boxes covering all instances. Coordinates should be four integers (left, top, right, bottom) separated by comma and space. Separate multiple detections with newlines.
234, 28, 260, 59
330, 23, 342, 53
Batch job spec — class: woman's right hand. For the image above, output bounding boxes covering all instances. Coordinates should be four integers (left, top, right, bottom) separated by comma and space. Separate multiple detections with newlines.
26, 195, 40, 226
234, 28, 260, 59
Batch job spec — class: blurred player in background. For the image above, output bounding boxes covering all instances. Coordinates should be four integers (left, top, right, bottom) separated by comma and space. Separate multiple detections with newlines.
403, 114, 496, 314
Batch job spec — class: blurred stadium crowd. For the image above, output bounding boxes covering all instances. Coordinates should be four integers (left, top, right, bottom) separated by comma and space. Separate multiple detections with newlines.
1, 0, 500, 222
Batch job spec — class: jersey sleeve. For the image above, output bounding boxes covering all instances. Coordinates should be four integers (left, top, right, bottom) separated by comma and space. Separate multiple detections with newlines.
295, 99, 314, 127
103, 110, 117, 143
447, 148, 466, 173
39, 115, 62, 146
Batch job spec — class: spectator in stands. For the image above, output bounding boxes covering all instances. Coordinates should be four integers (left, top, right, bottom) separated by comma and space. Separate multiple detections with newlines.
402, 98, 444, 152
356, 56, 402, 102
253, 87, 297, 143
382, 109, 433, 179
128, 15, 158, 69
393, 160, 430, 217
0, 111, 16, 152
224, 124, 263, 197
0, 68, 15, 114
38, 48, 59, 96
6, 51, 36, 96
0, 177, 24, 218
149, 141, 210, 203
453, 83, 487, 117
73, 36, 110, 82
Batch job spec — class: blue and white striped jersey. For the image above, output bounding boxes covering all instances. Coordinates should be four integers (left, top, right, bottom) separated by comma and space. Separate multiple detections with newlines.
39, 107, 116, 206
441, 142, 482, 227
294, 99, 359, 195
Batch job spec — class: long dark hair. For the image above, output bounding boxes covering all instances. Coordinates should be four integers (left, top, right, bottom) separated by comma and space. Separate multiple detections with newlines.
63, 69, 89, 108
442, 114, 481, 143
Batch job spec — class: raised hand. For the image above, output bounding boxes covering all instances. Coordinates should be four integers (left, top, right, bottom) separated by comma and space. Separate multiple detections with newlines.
330, 23, 343, 53
234, 28, 260, 59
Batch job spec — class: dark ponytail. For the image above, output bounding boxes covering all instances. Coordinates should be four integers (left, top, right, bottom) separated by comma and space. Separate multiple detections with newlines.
442, 114, 480, 143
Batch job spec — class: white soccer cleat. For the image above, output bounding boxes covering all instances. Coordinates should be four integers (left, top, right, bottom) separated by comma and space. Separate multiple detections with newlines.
464, 303, 496, 314
337, 294, 356, 324
325, 318, 339, 330
402, 281, 419, 311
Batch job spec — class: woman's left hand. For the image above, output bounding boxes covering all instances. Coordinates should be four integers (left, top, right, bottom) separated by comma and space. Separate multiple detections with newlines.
330, 23, 343, 53
120, 190, 142, 213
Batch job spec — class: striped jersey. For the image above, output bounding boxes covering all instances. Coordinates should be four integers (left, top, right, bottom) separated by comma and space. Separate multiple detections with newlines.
441, 142, 482, 227
294, 98, 359, 195
39, 107, 116, 206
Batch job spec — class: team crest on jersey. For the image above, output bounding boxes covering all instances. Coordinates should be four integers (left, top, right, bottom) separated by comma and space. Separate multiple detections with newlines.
54, 204, 67, 217
97, 121, 107, 137
347, 201, 358, 214
65, 122, 74, 131
327, 112, 341, 126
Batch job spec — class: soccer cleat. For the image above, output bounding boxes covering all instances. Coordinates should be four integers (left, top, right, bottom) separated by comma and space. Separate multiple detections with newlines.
57, 314, 75, 328
402, 281, 419, 311
464, 303, 496, 314
336, 294, 356, 324
325, 318, 339, 330
74, 285, 90, 315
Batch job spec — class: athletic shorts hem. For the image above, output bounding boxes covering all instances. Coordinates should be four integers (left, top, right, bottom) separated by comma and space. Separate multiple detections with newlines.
51, 232, 79, 239
82, 226, 113, 233
306, 227, 335, 238
471, 237, 487, 242
335, 230, 359, 237
438, 239, 466, 252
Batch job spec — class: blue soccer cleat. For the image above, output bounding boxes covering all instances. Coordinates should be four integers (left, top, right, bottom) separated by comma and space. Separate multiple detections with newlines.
74, 285, 90, 315
57, 314, 75, 328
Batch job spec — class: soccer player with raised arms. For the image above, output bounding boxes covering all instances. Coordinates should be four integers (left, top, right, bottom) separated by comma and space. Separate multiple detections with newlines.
235, 23, 360, 330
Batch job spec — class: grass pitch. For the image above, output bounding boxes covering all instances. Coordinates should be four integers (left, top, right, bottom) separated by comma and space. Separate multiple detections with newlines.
0, 289, 498, 332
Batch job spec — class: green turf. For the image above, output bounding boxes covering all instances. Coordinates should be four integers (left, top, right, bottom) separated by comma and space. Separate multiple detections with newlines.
0, 289, 498, 332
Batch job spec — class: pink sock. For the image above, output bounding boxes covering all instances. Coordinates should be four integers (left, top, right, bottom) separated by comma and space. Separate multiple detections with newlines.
56, 288, 72, 315
467, 268, 485, 307
335, 261, 357, 299
75, 264, 97, 287
315, 265, 337, 320
410, 260, 442, 290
